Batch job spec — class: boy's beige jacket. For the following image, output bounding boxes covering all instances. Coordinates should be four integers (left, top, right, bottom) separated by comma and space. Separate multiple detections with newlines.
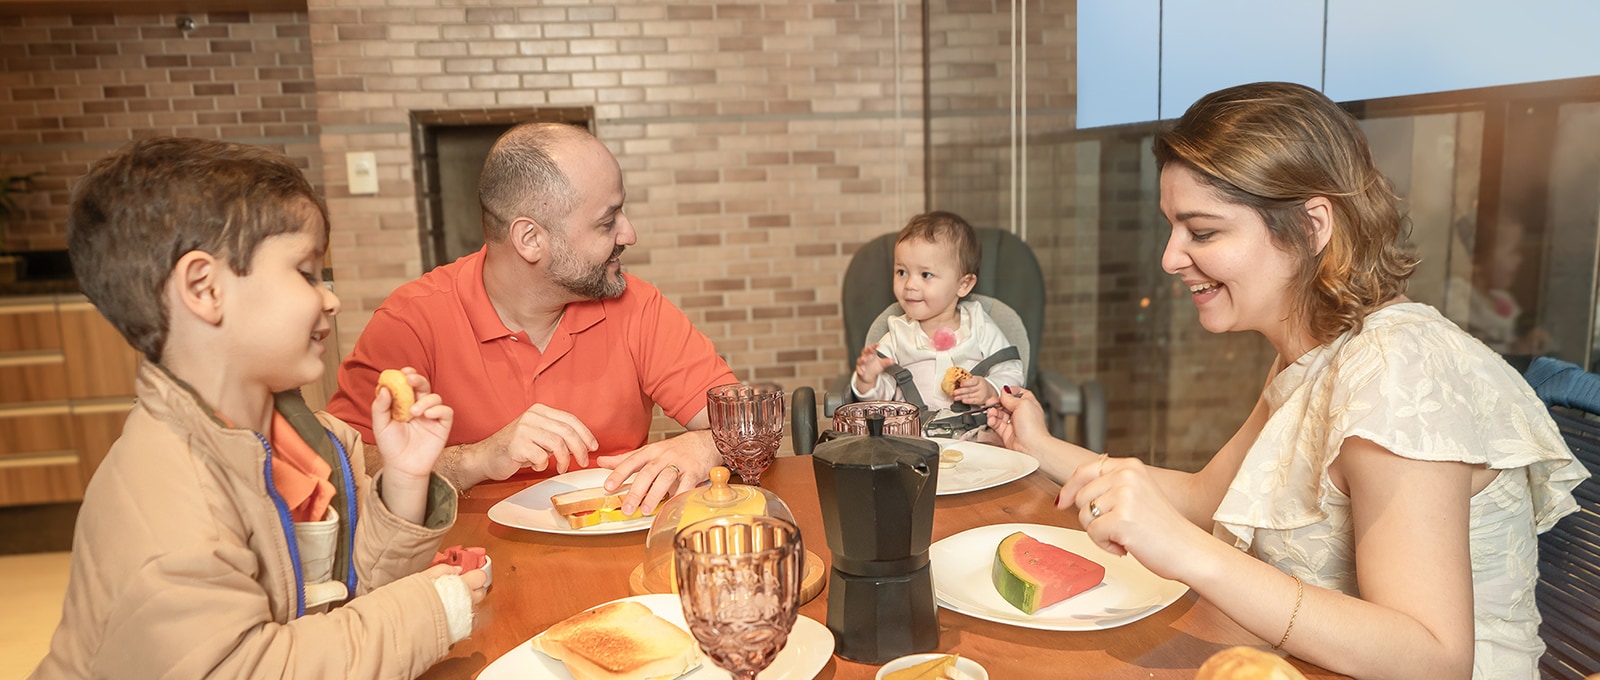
32, 363, 460, 679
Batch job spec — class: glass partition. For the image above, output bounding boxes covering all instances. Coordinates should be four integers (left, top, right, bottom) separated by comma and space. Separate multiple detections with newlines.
925, 1, 1600, 469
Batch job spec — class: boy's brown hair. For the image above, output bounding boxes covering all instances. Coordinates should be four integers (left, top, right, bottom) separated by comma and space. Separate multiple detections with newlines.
896, 211, 981, 277
67, 137, 329, 362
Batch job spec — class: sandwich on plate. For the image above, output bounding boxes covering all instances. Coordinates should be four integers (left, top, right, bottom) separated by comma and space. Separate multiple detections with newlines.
549, 484, 656, 529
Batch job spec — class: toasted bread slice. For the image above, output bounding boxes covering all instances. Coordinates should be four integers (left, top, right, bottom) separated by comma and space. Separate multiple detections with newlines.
531, 601, 698, 680
549, 484, 633, 516
550, 485, 657, 529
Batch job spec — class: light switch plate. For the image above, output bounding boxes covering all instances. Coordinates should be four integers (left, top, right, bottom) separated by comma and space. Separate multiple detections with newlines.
346, 151, 378, 195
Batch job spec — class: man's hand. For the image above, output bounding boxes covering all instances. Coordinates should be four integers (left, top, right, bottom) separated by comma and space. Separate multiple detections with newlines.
438, 403, 600, 491
596, 430, 720, 516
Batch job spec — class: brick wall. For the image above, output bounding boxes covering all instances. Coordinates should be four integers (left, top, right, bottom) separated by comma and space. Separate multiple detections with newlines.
306, 1, 927, 408
1, 1, 1252, 464
0, 11, 320, 251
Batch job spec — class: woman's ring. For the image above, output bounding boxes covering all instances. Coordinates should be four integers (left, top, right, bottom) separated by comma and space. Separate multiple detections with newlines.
1089, 500, 1103, 518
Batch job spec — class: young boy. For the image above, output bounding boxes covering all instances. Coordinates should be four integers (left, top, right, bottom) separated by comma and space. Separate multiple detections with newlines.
852, 211, 1025, 428
32, 138, 485, 678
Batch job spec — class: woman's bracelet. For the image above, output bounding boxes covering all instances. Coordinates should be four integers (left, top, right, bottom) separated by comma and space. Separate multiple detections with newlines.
1273, 573, 1304, 650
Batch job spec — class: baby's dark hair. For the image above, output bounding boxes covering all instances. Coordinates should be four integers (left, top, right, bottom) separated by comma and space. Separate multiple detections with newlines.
67, 137, 328, 362
896, 211, 981, 277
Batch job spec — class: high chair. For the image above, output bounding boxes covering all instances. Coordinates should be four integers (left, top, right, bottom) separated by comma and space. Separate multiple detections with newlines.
802, 227, 1104, 453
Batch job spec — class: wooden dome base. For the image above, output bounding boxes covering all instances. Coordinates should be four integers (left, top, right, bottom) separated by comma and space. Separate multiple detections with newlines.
628, 549, 826, 605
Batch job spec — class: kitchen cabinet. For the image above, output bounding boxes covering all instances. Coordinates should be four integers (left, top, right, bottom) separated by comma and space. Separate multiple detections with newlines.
0, 296, 138, 507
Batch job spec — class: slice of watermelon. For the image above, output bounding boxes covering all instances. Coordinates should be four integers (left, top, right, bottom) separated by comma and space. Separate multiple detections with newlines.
991, 531, 1106, 614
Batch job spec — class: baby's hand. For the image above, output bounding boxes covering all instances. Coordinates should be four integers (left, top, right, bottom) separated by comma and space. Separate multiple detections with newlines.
952, 376, 998, 405
373, 368, 454, 480
854, 344, 893, 392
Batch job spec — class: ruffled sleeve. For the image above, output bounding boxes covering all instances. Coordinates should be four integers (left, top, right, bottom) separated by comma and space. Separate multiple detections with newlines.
1214, 303, 1588, 550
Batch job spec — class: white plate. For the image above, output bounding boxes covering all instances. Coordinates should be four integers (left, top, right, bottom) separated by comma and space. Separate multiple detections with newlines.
929, 439, 1040, 496
478, 593, 836, 680
875, 653, 988, 680
931, 523, 1189, 631
486, 468, 652, 535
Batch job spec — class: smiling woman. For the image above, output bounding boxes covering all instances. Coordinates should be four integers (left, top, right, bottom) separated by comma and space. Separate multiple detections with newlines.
986, 81, 1589, 680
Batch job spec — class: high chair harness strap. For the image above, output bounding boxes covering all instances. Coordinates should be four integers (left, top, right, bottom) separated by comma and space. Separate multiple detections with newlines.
879, 345, 1021, 419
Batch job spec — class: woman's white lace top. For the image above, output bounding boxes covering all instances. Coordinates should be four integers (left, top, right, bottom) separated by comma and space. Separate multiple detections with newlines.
1213, 303, 1588, 679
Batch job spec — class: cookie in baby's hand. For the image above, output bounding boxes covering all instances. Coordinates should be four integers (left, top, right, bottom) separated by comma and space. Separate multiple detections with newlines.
376, 369, 415, 422
941, 366, 974, 397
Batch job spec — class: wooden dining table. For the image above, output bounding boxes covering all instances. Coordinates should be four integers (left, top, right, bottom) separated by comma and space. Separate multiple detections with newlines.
417, 454, 1342, 679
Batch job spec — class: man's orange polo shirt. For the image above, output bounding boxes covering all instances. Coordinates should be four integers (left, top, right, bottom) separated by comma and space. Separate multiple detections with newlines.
327, 249, 736, 476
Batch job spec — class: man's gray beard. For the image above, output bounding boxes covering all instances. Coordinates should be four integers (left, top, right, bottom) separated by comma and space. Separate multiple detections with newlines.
550, 244, 626, 300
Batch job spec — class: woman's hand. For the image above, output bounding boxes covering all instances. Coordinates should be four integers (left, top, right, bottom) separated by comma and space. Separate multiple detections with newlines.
1057, 454, 1213, 583
985, 386, 1053, 455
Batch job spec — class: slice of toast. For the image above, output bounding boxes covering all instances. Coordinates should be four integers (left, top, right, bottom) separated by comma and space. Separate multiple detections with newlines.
531, 601, 698, 680
550, 485, 652, 529
550, 484, 633, 516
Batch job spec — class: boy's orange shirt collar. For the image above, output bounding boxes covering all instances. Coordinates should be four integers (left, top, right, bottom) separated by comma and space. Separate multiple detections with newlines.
268, 410, 335, 523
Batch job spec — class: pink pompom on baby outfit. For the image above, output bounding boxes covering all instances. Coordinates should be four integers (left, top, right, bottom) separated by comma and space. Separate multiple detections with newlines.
931, 327, 958, 351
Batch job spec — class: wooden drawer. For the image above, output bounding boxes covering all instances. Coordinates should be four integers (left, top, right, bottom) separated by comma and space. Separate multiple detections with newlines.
0, 297, 63, 353
72, 399, 135, 485
0, 404, 74, 455
59, 300, 139, 400
0, 355, 70, 404
0, 455, 84, 506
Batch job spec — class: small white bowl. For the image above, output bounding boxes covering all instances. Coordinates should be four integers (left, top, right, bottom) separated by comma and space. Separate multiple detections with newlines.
480, 556, 493, 589
874, 653, 988, 680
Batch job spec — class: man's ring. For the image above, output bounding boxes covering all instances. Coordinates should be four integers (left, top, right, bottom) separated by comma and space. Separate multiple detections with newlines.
1089, 500, 1103, 518
665, 464, 681, 477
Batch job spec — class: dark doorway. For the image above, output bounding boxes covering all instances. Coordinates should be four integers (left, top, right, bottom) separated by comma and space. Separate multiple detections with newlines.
411, 108, 594, 270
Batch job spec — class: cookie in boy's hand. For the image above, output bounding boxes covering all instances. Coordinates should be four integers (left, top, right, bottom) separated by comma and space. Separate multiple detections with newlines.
941, 366, 974, 397
376, 369, 415, 422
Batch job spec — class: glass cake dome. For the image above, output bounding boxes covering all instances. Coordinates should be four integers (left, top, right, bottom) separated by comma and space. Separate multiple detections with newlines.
632, 466, 798, 595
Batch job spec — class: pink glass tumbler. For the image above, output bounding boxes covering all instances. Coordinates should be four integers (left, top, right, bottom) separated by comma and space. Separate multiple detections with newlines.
706, 383, 786, 486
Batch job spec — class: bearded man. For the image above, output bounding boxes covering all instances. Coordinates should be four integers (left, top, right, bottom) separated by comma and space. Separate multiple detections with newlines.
329, 123, 735, 514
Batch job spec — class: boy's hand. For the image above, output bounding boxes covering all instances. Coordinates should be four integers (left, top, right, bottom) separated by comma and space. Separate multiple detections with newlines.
425, 563, 489, 605
952, 376, 998, 405
373, 367, 453, 480
853, 344, 893, 393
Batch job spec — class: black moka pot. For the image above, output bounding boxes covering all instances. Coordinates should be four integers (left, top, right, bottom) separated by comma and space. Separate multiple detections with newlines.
810, 414, 941, 663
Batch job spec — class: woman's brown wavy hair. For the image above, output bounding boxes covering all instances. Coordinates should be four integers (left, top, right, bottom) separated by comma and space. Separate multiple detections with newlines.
1152, 82, 1418, 344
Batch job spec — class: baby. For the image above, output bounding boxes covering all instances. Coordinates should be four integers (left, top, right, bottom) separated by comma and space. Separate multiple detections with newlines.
852, 211, 1025, 425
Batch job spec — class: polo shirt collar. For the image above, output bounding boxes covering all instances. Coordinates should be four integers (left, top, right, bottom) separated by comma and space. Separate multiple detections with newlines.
459, 248, 612, 343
